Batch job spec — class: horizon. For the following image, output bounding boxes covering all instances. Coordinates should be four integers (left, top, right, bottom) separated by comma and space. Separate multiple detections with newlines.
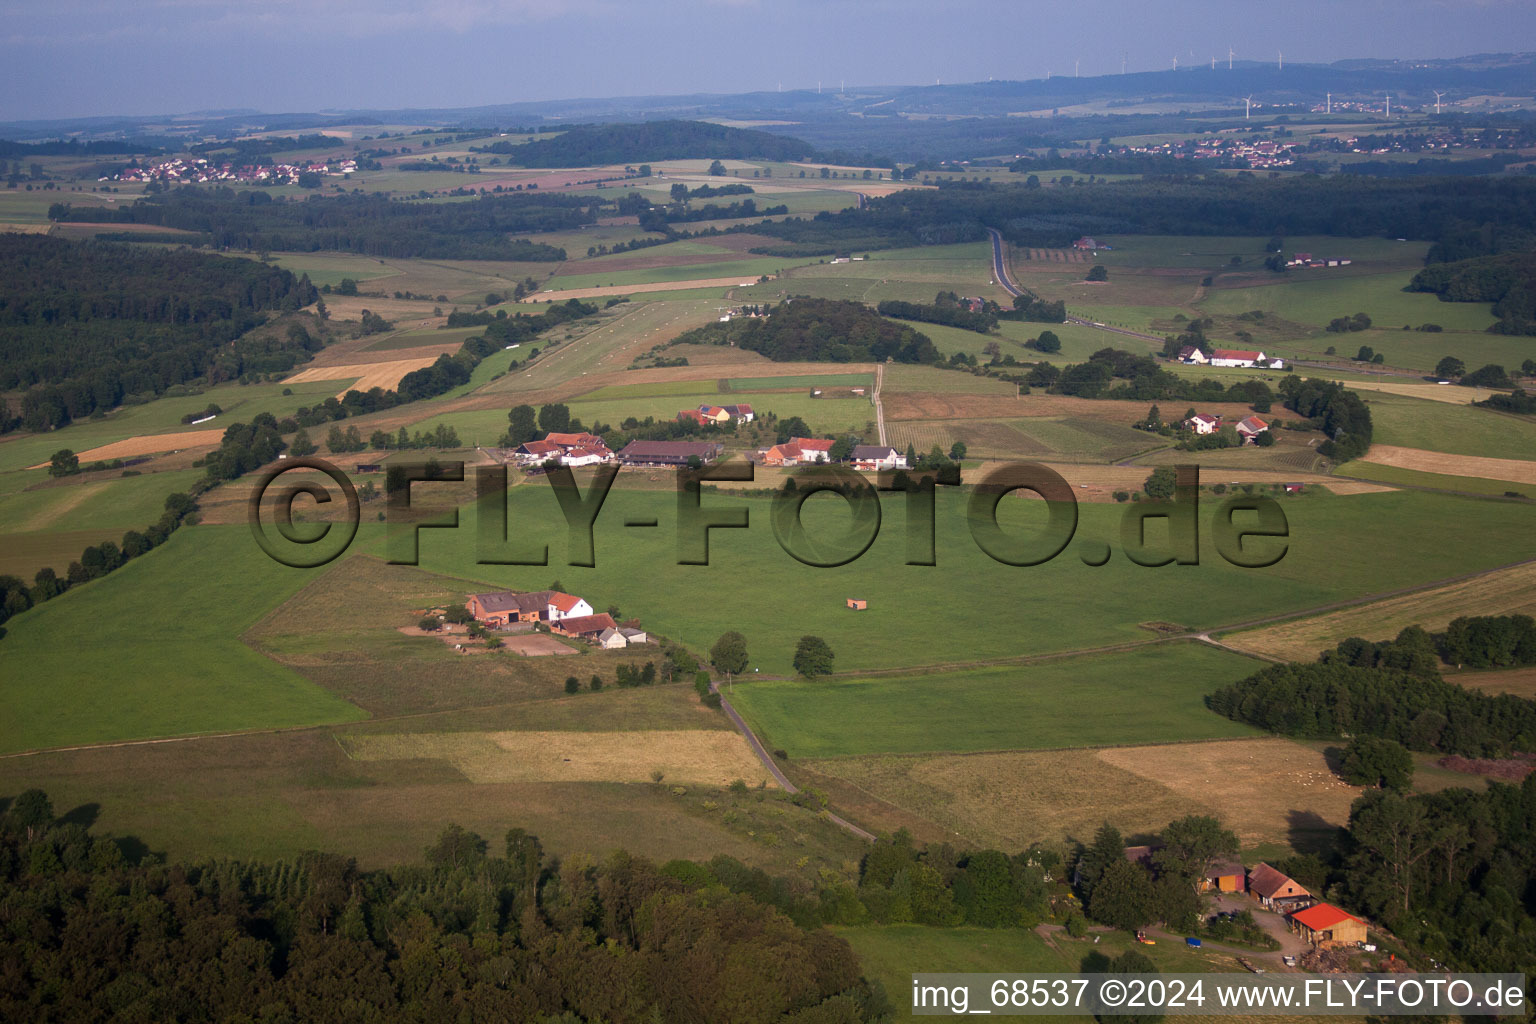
4, 0, 1534, 122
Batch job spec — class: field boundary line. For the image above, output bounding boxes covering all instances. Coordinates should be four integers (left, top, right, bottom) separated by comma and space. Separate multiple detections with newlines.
799, 733, 1278, 764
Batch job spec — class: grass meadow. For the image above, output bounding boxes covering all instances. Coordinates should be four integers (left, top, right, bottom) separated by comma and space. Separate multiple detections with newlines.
0, 526, 366, 754
1364, 391, 1536, 459
392, 483, 1536, 677
725, 643, 1263, 759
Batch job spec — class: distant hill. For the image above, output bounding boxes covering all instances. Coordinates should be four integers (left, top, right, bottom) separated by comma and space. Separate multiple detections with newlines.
481, 120, 816, 166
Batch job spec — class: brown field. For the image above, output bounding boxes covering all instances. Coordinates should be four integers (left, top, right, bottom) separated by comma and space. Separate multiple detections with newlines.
1224, 561, 1536, 661
883, 392, 1263, 423
25, 428, 226, 468
342, 729, 775, 787
1457, 667, 1536, 699
1343, 381, 1481, 405
802, 737, 1358, 852
523, 276, 763, 301
967, 462, 1391, 501
1359, 444, 1536, 485
1020, 249, 1087, 263
502, 634, 577, 656
285, 356, 438, 396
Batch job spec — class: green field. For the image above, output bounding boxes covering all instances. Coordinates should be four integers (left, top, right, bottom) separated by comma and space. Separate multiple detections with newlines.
726, 643, 1263, 758
1364, 391, 1536, 459
0, 526, 366, 753
1338, 460, 1534, 497
396, 484, 1536, 677
546, 256, 792, 290
1200, 270, 1496, 332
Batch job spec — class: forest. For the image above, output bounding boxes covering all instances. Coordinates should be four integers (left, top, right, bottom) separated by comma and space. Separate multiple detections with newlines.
47, 189, 578, 261
876, 292, 999, 333
1206, 646, 1536, 758
482, 120, 816, 167
739, 175, 1536, 253
671, 298, 940, 364
0, 795, 887, 1024
0, 235, 319, 429
1408, 250, 1536, 334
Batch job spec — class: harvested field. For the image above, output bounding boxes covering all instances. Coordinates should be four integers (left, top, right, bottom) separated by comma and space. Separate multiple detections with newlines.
804, 737, 1357, 851
1455, 666, 1536, 700
1359, 444, 1536, 486
342, 729, 775, 787
285, 356, 438, 396
502, 634, 576, 656
25, 428, 226, 468
1224, 560, 1536, 661
1345, 381, 1482, 404
882, 392, 1262, 423
524, 277, 759, 300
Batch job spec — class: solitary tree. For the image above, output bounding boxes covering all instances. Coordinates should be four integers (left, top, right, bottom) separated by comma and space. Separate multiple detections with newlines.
1340, 735, 1414, 790
1154, 815, 1239, 894
793, 635, 835, 678
289, 429, 317, 457
1142, 466, 1178, 501
1434, 356, 1466, 380
1033, 330, 1061, 353
48, 449, 78, 477
7, 788, 53, 842
1086, 264, 1109, 282
564, 676, 581, 695
710, 631, 749, 687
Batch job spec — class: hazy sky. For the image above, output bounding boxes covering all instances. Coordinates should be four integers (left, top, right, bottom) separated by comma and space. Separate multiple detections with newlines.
3, 0, 1533, 122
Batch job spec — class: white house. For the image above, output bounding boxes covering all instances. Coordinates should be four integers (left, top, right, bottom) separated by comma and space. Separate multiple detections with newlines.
545, 593, 594, 621
1184, 413, 1222, 435
559, 446, 609, 468
1209, 348, 1266, 368
596, 627, 629, 649
851, 444, 908, 471
1176, 346, 1209, 365
620, 627, 648, 644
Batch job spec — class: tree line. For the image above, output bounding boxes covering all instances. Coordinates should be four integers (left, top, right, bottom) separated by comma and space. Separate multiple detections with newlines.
877, 291, 999, 333
1408, 250, 1536, 335
0, 791, 887, 1023
480, 120, 816, 167
48, 188, 581, 261
0, 235, 319, 430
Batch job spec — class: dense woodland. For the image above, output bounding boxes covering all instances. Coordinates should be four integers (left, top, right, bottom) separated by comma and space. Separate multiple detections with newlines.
1207, 623, 1536, 757
739, 175, 1536, 254
876, 292, 999, 333
482, 120, 815, 167
47, 189, 577, 261
671, 299, 941, 364
0, 236, 318, 430
0, 797, 888, 1023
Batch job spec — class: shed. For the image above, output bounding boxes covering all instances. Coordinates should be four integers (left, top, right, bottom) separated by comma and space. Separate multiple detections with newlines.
1290, 902, 1367, 947
846, 598, 867, 610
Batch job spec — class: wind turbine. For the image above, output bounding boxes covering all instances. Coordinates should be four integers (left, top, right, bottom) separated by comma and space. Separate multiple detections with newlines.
1277, 50, 1283, 71
1122, 53, 1128, 74
1433, 90, 1445, 114
1211, 56, 1216, 70
1173, 55, 1179, 71
1245, 95, 1254, 120
1384, 92, 1391, 117
1228, 45, 1235, 70
1326, 92, 1331, 114
1075, 59, 1080, 78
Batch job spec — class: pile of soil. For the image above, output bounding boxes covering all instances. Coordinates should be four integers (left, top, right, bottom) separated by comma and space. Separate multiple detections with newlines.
1438, 753, 1536, 781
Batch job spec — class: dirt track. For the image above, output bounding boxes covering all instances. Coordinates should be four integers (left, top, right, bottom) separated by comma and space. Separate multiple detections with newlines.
524, 276, 766, 301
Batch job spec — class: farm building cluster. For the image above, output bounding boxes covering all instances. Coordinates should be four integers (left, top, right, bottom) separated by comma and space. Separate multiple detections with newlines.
676, 403, 755, 427
466, 589, 649, 649
1123, 851, 1368, 949
758, 437, 907, 471
508, 434, 729, 469
1182, 412, 1271, 443
1175, 346, 1286, 370
1284, 251, 1354, 269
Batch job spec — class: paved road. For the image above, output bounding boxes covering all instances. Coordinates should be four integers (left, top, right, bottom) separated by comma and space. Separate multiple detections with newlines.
986, 227, 1022, 297
710, 679, 877, 842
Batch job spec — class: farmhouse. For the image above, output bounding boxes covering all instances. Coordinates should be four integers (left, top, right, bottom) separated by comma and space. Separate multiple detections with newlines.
596, 627, 628, 650
617, 440, 724, 466
1289, 902, 1367, 947
1176, 346, 1210, 365
1246, 863, 1311, 910
720, 403, 755, 423
851, 445, 907, 471
466, 590, 592, 627
693, 406, 733, 425
1235, 415, 1270, 443
515, 439, 564, 461
544, 432, 606, 449
1073, 236, 1100, 251
1184, 413, 1222, 434
763, 437, 836, 467
1209, 348, 1266, 368
677, 409, 709, 426
553, 613, 619, 639
560, 446, 611, 468
1201, 860, 1247, 894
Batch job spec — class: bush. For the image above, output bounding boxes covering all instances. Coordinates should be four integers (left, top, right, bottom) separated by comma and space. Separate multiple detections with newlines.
589, 674, 603, 691
564, 676, 580, 695
1065, 913, 1089, 938
418, 616, 440, 631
